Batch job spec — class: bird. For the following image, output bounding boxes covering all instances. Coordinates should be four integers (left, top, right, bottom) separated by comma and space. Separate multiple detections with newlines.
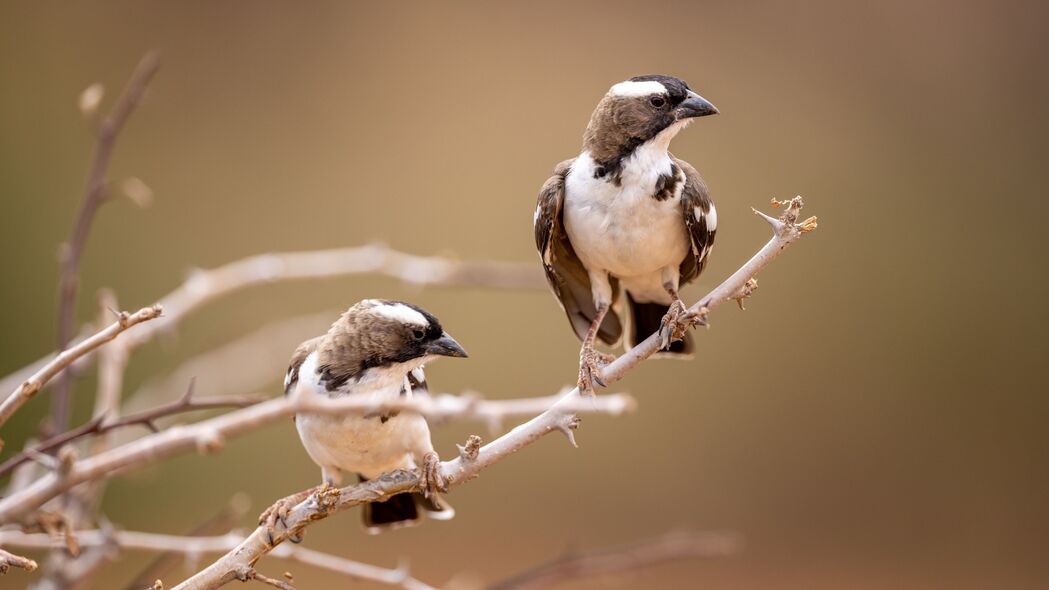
533, 74, 719, 393
261, 299, 468, 536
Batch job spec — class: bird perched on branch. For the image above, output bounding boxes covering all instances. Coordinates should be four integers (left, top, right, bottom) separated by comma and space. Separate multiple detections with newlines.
264, 299, 468, 535
534, 75, 719, 393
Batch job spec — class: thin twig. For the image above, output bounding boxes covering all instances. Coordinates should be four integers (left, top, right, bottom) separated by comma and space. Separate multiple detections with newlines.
489, 531, 742, 590
170, 198, 816, 590
1, 245, 545, 403
0, 546, 38, 573
0, 386, 261, 480
0, 391, 635, 523
53, 52, 161, 430
0, 305, 163, 430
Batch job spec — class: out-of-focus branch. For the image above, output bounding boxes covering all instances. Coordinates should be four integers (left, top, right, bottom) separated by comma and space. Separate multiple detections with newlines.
0, 384, 261, 480
488, 531, 743, 590
0, 305, 163, 431
1, 245, 546, 402
171, 199, 817, 590
124, 495, 251, 590
0, 547, 38, 573
0, 529, 435, 590
0, 391, 635, 523
53, 52, 161, 430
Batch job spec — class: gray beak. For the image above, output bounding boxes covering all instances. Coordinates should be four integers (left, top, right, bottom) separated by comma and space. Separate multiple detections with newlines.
676, 90, 719, 119
426, 332, 468, 358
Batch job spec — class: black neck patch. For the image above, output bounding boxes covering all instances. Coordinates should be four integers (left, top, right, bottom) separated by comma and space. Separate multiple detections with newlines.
592, 135, 644, 187
653, 162, 681, 201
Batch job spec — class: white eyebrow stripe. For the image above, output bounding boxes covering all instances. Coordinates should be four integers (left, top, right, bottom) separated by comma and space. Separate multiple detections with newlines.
369, 302, 429, 326
610, 80, 667, 97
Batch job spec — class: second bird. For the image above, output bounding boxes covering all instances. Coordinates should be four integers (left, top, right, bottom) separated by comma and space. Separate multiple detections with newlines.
534, 75, 719, 393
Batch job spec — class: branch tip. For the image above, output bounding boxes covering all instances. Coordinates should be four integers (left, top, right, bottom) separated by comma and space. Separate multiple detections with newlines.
0, 547, 38, 573
732, 278, 759, 311
457, 435, 483, 462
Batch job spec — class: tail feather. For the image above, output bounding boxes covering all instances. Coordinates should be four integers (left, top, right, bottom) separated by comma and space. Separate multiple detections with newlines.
626, 293, 693, 356
359, 475, 455, 533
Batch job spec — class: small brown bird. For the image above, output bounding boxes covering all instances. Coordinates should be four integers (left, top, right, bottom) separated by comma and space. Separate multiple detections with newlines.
277, 299, 467, 533
534, 75, 718, 393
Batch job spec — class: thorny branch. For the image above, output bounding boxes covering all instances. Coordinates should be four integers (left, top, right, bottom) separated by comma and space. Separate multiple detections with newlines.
53, 52, 161, 430
167, 198, 816, 590
0, 244, 545, 402
0, 305, 163, 431
0, 391, 636, 523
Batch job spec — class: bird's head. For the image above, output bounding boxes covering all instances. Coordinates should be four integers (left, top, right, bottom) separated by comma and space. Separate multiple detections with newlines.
332, 299, 468, 373
583, 75, 717, 169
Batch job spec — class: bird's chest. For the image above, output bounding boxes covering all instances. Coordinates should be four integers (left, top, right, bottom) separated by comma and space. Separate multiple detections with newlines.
293, 372, 428, 478
563, 156, 688, 277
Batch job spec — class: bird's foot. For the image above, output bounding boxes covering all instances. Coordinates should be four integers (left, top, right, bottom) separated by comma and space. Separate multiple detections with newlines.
419, 452, 447, 499
258, 486, 318, 546
577, 345, 615, 395
659, 300, 708, 349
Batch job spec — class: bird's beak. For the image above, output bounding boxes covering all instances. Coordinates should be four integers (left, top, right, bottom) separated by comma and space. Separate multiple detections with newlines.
426, 332, 469, 358
676, 90, 719, 120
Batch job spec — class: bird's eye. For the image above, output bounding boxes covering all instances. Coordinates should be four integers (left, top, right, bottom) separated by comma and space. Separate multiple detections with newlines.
412, 329, 425, 340
650, 96, 666, 108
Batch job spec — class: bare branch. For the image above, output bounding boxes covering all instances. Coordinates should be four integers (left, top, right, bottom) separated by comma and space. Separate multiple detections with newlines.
0, 305, 163, 430
170, 199, 816, 590
1, 245, 545, 402
489, 531, 742, 590
0, 386, 261, 480
0, 391, 635, 523
0, 546, 38, 574
53, 51, 161, 430
0, 529, 435, 590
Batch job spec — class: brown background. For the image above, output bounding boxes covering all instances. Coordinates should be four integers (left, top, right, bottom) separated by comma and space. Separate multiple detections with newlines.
1, 1, 1047, 588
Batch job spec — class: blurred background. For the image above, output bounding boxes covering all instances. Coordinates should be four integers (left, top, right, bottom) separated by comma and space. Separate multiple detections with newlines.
1, 0, 1047, 588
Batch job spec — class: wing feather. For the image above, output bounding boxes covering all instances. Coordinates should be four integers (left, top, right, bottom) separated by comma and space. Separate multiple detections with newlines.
534, 159, 622, 345
673, 157, 717, 286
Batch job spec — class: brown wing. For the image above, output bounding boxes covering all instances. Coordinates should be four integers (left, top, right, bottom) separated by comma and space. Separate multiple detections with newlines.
534, 158, 622, 345
284, 336, 322, 396
673, 157, 716, 286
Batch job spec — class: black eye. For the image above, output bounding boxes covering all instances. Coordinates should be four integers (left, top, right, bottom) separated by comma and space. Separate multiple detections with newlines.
412, 329, 425, 340
649, 96, 666, 108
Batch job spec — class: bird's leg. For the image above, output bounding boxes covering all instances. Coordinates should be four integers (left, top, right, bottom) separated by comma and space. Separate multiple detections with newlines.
578, 303, 614, 395
419, 452, 447, 499
659, 286, 707, 349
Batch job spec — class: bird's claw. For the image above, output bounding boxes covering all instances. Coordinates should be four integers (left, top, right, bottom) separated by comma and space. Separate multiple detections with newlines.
258, 486, 321, 546
420, 452, 447, 499
578, 346, 614, 395
258, 497, 293, 547
659, 300, 706, 349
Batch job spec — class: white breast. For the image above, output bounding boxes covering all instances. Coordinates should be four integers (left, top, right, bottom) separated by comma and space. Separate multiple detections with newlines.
563, 150, 689, 280
292, 352, 434, 480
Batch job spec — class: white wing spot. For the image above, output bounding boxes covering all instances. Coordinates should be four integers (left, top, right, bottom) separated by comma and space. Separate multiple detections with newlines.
411, 367, 426, 384
610, 80, 667, 97
533, 203, 541, 226
705, 203, 717, 232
